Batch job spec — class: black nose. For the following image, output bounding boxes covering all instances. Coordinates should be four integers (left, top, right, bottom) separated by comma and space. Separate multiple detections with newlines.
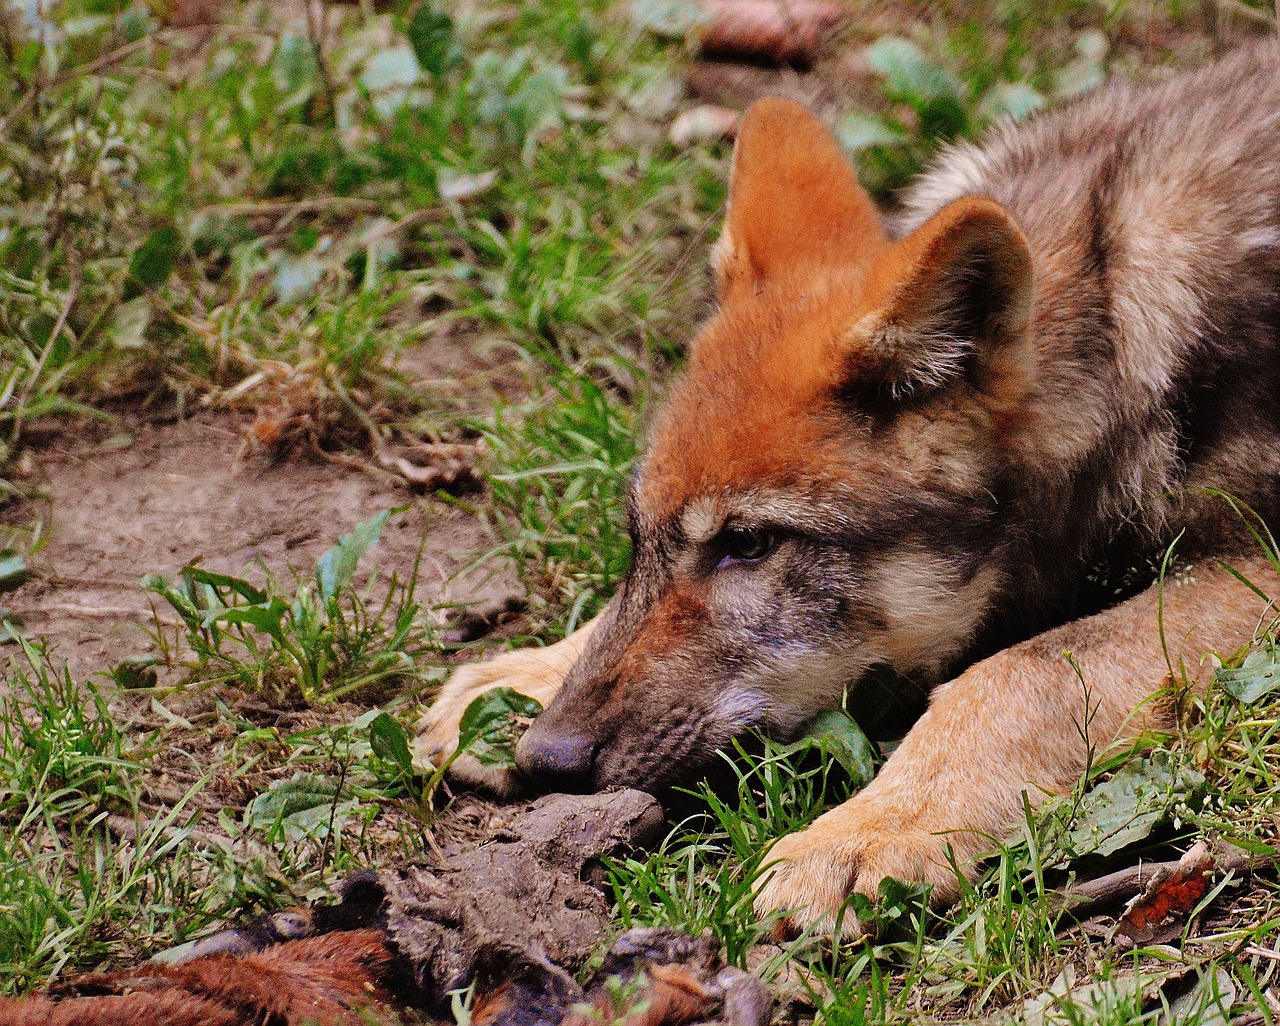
515, 727, 597, 791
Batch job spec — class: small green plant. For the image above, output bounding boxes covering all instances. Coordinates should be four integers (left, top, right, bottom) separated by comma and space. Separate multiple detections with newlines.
608, 717, 877, 968
145, 510, 432, 703
842, 22, 1109, 194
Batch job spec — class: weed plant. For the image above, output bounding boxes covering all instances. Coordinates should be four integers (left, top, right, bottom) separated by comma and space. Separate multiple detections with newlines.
143, 510, 434, 704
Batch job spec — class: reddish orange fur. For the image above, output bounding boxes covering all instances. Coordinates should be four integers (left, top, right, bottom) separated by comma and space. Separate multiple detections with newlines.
642, 106, 1032, 518
714, 98, 888, 303
616, 590, 712, 681
562, 963, 714, 1026
0, 931, 400, 1026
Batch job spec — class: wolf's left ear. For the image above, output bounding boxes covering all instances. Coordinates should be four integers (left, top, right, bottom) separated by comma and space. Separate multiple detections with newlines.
849, 196, 1034, 397
713, 98, 886, 305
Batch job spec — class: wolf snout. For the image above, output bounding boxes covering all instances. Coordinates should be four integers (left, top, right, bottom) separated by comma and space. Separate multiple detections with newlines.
515, 723, 598, 791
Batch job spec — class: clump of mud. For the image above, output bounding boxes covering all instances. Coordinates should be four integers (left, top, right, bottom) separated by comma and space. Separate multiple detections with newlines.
383, 788, 667, 1003
0, 789, 770, 1026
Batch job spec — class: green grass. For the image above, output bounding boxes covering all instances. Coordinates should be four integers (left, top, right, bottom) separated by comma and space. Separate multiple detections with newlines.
0, 639, 218, 990
3, 0, 1280, 1019
0, 0, 720, 484
483, 370, 639, 633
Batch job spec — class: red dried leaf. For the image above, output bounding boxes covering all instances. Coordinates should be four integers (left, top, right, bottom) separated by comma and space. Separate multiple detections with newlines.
1114, 845, 1214, 944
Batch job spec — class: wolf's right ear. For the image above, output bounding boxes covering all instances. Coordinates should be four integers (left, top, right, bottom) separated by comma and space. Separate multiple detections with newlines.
844, 196, 1034, 399
713, 99, 886, 306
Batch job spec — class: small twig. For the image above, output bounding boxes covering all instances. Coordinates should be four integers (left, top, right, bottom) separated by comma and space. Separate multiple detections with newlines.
1055, 857, 1186, 918
308, 439, 407, 489
1242, 944, 1280, 962
305, 0, 340, 128
194, 196, 384, 219
31, 602, 164, 619
105, 813, 233, 854
0, 36, 153, 133
357, 208, 438, 248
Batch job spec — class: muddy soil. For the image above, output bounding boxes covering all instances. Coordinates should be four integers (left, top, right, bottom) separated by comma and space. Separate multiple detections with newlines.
2, 413, 522, 684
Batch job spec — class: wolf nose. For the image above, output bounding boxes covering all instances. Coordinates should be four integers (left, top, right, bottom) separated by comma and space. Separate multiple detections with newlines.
515, 727, 597, 791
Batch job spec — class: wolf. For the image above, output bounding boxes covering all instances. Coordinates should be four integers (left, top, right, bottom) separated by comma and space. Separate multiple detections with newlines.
417, 41, 1280, 935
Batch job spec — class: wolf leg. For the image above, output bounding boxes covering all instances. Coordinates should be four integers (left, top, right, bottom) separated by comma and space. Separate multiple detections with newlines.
412, 610, 605, 796
754, 552, 1276, 936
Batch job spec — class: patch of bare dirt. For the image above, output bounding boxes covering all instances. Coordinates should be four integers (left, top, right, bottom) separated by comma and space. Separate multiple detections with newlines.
2, 413, 522, 683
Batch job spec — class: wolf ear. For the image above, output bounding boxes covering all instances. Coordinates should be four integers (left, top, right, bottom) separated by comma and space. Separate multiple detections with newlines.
848, 196, 1034, 397
713, 98, 886, 305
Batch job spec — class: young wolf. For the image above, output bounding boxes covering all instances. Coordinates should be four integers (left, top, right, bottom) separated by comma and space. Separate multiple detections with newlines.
418, 43, 1280, 934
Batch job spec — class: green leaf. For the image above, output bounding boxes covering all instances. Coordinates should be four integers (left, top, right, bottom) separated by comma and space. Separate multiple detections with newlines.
206, 598, 291, 642
0, 554, 28, 595
457, 686, 544, 767
315, 510, 391, 603
244, 772, 355, 841
362, 46, 421, 94
1166, 965, 1236, 1026
803, 709, 877, 788
865, 36, 963, 103
108, 296, 152, 350
125, 224, 180, 299
1059, 754, 1205, 858
628, 0, 706, 38
273, 254, 326, 305
1217, 647, 1280, 703
978, 81, 1045, 123
273, 33, 317, 95
369, 712, 413, 774
111, 654, 161, 690
181, 567, 269, 605
838, 111, 910, 152
915, 94, 971, 142
870, 875, 931, 945
407, 2, 460, 77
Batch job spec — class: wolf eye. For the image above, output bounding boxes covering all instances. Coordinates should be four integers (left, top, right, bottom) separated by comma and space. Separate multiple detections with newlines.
717, 527, 776, 567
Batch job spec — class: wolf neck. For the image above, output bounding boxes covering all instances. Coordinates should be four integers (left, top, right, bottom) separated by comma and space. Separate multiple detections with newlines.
898, 43, 1280, 622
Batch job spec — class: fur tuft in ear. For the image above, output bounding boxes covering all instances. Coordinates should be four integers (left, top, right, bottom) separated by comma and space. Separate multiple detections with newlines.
848, 197, 1034, 397
714, 98, 887, 304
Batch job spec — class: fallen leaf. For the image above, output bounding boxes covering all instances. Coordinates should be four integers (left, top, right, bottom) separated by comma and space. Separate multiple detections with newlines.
1216, 646, 1280, 703
1113, 842, 1213, 947
458, 687, 544, 768
245, 773, 359, 842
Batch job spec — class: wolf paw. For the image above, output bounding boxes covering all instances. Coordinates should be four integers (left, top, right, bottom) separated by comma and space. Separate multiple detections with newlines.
753, 810, 961, 940
411, 646, 574, 797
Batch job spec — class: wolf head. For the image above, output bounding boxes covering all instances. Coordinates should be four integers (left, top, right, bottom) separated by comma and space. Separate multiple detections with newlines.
515, 99, 1036, 792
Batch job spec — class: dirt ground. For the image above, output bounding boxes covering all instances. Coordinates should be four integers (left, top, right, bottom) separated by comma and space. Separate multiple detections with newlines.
2, 412, 522, 685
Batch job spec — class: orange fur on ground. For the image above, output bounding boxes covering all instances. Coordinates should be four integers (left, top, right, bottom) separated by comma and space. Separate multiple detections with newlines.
0, 931, 399, 1026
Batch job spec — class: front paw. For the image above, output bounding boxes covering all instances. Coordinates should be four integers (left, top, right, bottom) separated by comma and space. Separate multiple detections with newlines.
412, 646, 572, 797
411, 659, 526, 797
753, 809, 963, 940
